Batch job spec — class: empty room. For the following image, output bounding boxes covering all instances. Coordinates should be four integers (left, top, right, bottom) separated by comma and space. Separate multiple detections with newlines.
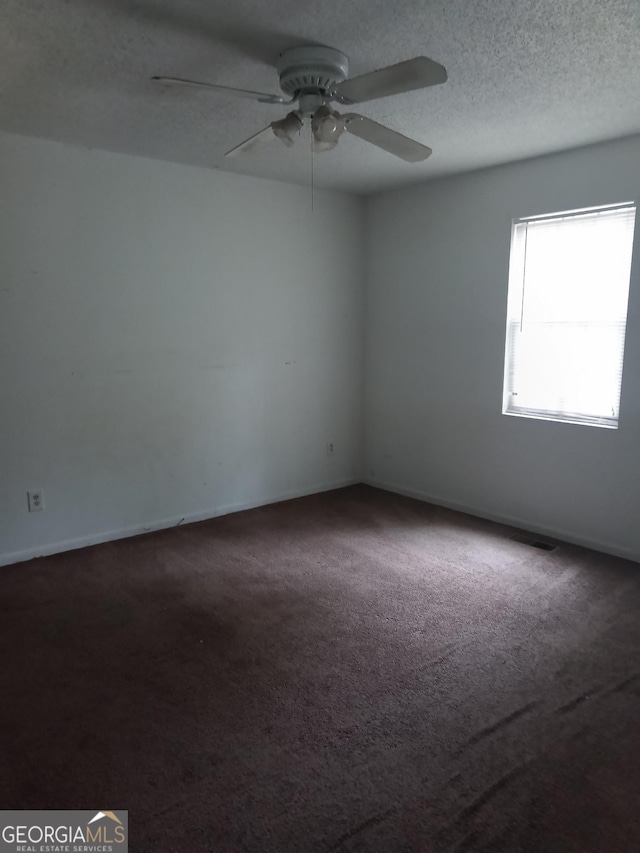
1, 0, 639, 850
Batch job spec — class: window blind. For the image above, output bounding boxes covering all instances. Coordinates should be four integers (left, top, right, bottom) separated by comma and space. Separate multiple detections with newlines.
503, 203, 636, 428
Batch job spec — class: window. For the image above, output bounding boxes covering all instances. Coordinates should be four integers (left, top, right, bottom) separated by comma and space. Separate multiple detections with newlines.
503, 203, 636, 428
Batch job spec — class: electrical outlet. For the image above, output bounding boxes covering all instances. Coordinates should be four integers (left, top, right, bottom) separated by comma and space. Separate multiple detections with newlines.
327, 442, 335, 456
27, 490, 45, 512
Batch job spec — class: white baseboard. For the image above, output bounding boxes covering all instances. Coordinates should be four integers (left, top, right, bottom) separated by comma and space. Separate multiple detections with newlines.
6, 476, 636, 568
363, 477, 639, 564
0, 477, 360, 568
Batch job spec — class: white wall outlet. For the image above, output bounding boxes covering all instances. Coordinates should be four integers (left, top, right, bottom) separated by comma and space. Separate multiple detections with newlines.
327, 441, 335, 456
27, 490, 45, 512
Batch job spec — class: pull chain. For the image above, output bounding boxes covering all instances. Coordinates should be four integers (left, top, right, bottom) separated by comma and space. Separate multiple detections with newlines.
310, 124, 315, 212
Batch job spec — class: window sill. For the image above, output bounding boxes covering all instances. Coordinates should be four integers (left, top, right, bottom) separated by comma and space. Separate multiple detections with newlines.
502, 408, 618, 429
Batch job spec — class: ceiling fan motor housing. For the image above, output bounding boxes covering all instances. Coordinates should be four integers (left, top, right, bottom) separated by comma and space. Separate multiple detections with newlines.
277, 46, 349, 98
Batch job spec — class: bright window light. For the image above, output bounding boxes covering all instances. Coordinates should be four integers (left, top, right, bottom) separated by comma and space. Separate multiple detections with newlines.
503, 203, 636, 428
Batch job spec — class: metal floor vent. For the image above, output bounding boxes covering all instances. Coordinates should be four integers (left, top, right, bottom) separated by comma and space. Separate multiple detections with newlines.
509, 534, 558, 552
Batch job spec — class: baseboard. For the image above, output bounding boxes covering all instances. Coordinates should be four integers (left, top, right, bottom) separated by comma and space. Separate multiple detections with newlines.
363, 477, 639, 564
7, 476, 636, 568
0, 477, 361, 568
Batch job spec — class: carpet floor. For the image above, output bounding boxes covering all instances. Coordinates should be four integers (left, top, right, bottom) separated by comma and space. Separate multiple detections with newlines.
1, 485, 639, 852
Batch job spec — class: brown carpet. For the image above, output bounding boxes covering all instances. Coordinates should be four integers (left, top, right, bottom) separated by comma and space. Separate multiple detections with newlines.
1, 484, 639, 851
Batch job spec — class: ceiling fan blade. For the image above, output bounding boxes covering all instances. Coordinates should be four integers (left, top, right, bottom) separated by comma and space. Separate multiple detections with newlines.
344, 114, 432, 162
225, 126, 275, 158
333, 57, 447, 104
152, 77, 289, 105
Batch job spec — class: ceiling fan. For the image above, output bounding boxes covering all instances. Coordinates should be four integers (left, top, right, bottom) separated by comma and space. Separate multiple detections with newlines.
153, 45, 447, 161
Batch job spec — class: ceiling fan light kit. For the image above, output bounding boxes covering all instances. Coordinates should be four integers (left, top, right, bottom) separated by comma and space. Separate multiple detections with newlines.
271, 111, 303, 146
311, 105, 346, 151
154, 44, 447, 162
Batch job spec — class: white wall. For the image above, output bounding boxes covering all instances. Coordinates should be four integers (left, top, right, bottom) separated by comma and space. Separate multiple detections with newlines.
365, 135, 640, 562
0, 132, 365, 566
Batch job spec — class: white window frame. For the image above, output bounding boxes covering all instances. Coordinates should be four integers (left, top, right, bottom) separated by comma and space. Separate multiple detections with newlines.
502, 202, 636, 429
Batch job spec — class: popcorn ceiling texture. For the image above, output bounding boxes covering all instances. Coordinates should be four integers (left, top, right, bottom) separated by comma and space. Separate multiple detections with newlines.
1, 0, 639, 193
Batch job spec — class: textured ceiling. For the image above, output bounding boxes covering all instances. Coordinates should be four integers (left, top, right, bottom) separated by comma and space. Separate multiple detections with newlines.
1, 0, 639, 194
